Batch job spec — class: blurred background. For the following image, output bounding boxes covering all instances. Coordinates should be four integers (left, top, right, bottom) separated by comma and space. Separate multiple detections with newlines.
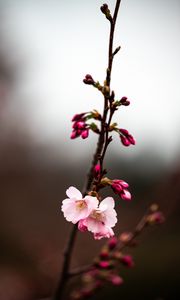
0, 0, 180, 299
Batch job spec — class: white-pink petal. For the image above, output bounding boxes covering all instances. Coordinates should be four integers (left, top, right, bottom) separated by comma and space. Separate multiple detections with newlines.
94, 227, 114, 240
86, 218, 104, 233
66, 186, 82, 199
105, 210, 117, 227
84, 196, 99, 213
99, 197, 115, 211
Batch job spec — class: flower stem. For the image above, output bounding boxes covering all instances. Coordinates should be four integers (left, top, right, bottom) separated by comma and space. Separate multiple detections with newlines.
53, 1, 122, 299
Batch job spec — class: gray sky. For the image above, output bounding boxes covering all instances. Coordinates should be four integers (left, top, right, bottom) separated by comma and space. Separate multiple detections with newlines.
1, 0, 180, 164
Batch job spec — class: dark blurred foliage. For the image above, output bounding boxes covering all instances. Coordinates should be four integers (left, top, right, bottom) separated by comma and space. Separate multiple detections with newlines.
0, 16, 180, 300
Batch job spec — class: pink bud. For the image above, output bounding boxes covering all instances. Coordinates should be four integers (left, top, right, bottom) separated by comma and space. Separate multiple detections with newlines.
73, 121, 86, 130
110, 275, 123, 286
100, 251, 109, 260
83, 74, 94, 85
111, 183, 123, 194
108, 237, 118, 250
98, 261, 110, 269
94, 164, 101, 177
81, 129, 89, 139
78, 220, 87, 232
120, 96, 128, 102
119, 232, 133, 243
147, 212, 165, 225
119, 128, 129, 136
120, 135, 131, 146
120, 96, 130, 106
123, 100, 130, 106
72, 113, 86, 122
120, 189, 131, 201
128, 134, 136, 145
153, 212, 165, 224
113, 179, 129, 189
121, 255, 134, 268
70, 130, 79, 139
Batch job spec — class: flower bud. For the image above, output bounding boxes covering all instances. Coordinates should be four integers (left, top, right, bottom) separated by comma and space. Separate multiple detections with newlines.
100, 250, 109, 260
147, 212, 165, 225
72, 113, 86, 122
83, 74, 95, 85
120, 189, 131, 201
100, 3, 112, 21
109, 274, 123, 286
111, 179, 131, 201
81, 129, 89, 139
120, 135, 131, 146
108, 237, 118, 250
98, 261, 110, 269
71, 130, 80, 139
119, 232, 133, 244
120, 255, 134, 268
94, 164, 101, 178
119, 128, 136, 146
78, 220, 87, 232
73, 121, 86, 130
100, 3, 108, 14
119, 96, 130, 106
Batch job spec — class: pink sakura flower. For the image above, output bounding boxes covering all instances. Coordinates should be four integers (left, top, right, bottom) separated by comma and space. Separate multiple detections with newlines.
61, 186, 98, 224
79, 197, 117, 240
119, 128, 136, 146
111, 179, 131, 201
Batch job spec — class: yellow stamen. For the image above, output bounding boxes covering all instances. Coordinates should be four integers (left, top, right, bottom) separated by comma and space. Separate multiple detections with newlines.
90, 210, 105, 222
75, 200, 87, 211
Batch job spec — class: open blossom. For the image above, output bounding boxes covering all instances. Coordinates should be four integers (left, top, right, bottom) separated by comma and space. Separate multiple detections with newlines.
61, 186, 99, 224
79, 197, 117, 240
111, 179, 131, 201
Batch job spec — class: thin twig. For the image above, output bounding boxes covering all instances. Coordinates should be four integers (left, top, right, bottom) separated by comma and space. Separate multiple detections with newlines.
53, 1, 122, 299
68, 212, 148, 278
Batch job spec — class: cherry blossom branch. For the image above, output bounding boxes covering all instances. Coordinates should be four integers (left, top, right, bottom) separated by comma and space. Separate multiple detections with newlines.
53, 2, 122, 300
68, 205, 164, 279
69, 207, 165, 299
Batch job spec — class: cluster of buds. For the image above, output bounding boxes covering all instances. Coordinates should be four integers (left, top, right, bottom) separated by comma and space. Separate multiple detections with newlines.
119, 128, 136, 147
98, 176, 131, 201
111, 179, 131, 201
71, 109, 102, 140
70, 203, 165, 299
70, 235, 134, 299
71, 115, 89, 140
112, 96, 130, 110
71, 111, 102, 140
119, 96, 130, 106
